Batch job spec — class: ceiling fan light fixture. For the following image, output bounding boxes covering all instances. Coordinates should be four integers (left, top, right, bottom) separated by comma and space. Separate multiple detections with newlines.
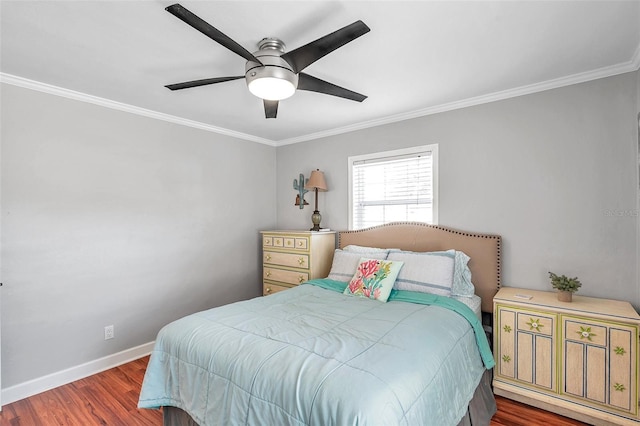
245, 44, 299, 101
248, 74, 296, 101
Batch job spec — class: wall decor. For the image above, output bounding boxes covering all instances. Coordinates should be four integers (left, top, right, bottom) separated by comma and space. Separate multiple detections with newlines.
293, 173, 309, 209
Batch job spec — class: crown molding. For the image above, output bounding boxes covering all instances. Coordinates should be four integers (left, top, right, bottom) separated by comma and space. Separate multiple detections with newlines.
0, 73, 277, 147
276, 53, 640, 146
3, 44, 639, 148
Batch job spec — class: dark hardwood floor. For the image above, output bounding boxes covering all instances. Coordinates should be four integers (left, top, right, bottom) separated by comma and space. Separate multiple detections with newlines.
0, 356, 587, 425
0, 357, 161, 426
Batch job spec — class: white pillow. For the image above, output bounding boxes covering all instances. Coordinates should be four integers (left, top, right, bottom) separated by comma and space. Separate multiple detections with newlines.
343, 245, 391, 257
327, 249, 388, 282
387, 250, 456, 296
452, 251, 475, 297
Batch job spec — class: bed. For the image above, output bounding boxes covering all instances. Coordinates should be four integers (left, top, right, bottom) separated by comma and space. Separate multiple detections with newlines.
139, 222, 502, 425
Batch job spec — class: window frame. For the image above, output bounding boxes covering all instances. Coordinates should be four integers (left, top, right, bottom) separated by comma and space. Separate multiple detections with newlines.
348, 144, 439, 230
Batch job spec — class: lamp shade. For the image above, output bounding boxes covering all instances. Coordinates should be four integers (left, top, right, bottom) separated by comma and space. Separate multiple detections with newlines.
305, 169, 328, 192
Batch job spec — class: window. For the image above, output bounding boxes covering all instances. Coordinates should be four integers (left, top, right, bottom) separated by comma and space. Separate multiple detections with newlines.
348, 145, 438, 230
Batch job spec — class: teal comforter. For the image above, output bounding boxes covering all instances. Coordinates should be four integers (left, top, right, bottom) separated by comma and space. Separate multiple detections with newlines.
139, 279, 494, 426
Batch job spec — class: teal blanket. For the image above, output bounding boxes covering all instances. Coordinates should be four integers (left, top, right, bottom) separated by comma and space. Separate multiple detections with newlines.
305, 279, 495, 369
139, 280, 494, 425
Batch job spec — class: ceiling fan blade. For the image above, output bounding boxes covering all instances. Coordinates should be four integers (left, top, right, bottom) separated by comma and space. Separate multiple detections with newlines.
165, 4, 262, 65
165, 76, 244, 91
281, 20, 370, 73
264, 100, 278, 119
297, 73, 367, 102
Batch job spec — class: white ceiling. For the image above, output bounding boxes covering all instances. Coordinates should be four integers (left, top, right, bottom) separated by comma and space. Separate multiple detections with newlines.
2, 1, 639, 145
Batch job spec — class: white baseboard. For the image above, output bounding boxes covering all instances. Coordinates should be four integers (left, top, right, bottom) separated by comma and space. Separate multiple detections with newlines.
1, 341, 155, 407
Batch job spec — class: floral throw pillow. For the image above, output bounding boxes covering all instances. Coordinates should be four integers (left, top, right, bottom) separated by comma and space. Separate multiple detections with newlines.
344, 258, 404, 302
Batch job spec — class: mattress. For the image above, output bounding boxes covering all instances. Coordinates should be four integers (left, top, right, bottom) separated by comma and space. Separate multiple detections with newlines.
452, 294, 482, 321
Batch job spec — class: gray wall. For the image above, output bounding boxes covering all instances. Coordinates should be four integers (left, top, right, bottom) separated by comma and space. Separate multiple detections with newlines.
1, 84, 276, 387
277, 72, 639, 308
637, 69, 640, 303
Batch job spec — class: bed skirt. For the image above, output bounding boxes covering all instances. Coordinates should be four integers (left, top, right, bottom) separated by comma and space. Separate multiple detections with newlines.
161, 369, 496, 426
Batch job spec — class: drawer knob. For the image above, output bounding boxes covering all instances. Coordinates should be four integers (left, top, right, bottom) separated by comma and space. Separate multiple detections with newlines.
526, 318, 543, 332
265, 287, 272, 293
298, 275, 304, 283
298, 241, 303, 246
577, 326, 594, 341
265, 271, 271, 278
265, 254, 271, 261
298, 257, 304, 265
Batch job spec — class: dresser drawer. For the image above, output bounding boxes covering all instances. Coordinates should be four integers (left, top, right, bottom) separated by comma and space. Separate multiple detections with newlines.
263, 251, 309, 269
263, 282, 292, 295
294, 237, 308, 250
517, 312, 554, 336
263, 267, 309, 285
563, 318, 607, 346
264, 235, 309, 250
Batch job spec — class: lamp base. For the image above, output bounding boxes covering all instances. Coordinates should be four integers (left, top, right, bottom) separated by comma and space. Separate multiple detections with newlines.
310, 210, 322, 231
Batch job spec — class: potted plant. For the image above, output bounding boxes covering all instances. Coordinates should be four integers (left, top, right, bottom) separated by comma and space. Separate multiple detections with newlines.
549, 272, 581, 302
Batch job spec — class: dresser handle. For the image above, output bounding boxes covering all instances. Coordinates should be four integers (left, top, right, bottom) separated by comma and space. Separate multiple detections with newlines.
265, 271, 271, 278
298, 275, 304, 283
298, 241, 303, 246
265, 254, 271, 261
265, 287, 272, 293
298, 257, 304, 265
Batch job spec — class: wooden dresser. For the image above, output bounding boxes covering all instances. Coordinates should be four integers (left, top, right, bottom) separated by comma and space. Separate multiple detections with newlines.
493, 287, 640, 425
260, 230, 336, 296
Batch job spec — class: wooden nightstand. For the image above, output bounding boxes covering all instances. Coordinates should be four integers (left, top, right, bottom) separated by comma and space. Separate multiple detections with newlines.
493, 287, 640, 425
260, 230, 335, 296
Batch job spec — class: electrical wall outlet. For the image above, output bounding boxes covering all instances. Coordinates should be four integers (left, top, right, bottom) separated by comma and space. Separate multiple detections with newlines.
104, 325, 114, 340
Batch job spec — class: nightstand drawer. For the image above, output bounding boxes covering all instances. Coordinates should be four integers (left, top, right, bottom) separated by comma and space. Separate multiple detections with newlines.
263, 251, 309, 269
263, 267, 308, 285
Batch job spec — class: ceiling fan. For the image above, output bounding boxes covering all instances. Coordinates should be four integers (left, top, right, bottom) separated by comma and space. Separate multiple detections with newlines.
164, 3, 370, 119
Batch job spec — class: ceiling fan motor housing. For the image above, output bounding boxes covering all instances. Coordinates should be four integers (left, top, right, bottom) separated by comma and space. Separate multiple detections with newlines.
245, 38, 299, 100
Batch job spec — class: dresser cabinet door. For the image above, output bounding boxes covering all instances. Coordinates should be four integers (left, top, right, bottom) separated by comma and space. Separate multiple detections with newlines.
561, 316, 638, 416
609, 327, 635, 412
562, 318, 607, 402
496, 305, 556, 391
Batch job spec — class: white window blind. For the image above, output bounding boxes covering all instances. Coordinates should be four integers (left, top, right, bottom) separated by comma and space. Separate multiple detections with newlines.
349, 145, 438, 230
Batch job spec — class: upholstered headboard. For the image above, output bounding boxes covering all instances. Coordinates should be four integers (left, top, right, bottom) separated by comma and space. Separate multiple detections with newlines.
338, 222, 502, 313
